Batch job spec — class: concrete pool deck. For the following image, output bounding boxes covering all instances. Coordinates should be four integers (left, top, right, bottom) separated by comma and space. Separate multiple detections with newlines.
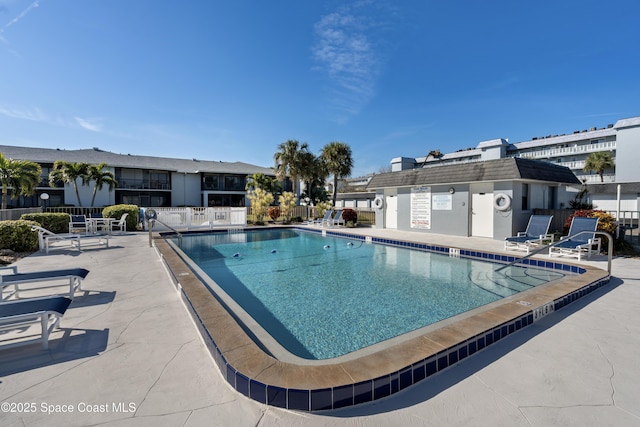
1, 230, 639, 426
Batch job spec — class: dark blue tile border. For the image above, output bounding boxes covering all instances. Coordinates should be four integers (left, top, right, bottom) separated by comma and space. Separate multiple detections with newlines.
165, 228, 611, 412
311, 387, 333, 411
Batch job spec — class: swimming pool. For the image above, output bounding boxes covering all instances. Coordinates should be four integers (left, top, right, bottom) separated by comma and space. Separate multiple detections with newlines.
157, 227, 610, 411
176, 229, 565, 360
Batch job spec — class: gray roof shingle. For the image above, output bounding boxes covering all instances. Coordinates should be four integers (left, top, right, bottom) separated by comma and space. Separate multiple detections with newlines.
367, 157, 581, 189
0, 145, 275, 175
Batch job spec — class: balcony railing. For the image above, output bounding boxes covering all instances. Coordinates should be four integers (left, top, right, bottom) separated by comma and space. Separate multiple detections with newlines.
576, 174, 616, 183
517, 141, 616, 160
118, 179, 170, 190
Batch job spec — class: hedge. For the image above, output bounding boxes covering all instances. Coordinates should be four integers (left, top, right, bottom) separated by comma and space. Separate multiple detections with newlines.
21, 212, 71, 234
0, 220, 40, 252
102, 204, 139, 231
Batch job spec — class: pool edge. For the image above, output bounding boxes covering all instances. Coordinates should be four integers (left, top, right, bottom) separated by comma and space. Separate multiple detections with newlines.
153, 230, 611, 412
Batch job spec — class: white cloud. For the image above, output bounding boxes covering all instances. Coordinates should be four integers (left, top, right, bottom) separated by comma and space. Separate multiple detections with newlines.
75, 116, 103, 132
0, 104, 104, 132
312, 4, 386, 123
0, 104, 50, 122
1, 0, 40, 54
3, 0, 40, 31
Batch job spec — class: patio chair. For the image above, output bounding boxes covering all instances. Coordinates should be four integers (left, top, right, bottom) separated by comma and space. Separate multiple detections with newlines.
312, 210, 333, 227
0, 295, 72, 350
31, 225, 82, 254
549, 217, 601, 261
69, 215, 89, 234
504, 215, 554, 253
327, 210, 345, 227
110, 213, 129, 234
0, 266, 89, 300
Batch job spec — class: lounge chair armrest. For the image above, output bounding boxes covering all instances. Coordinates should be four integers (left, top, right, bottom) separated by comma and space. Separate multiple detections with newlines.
542, 233, 555, 242
0, 266, 18, 274
516, 232, 526, 237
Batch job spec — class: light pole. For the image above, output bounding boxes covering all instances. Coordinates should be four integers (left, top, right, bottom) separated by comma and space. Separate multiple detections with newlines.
304, 197, 310, 221
40, 193, 49, 211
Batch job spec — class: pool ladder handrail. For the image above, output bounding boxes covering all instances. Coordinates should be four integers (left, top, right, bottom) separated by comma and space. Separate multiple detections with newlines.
147, 218, 183, 248
495, 230, 613, 275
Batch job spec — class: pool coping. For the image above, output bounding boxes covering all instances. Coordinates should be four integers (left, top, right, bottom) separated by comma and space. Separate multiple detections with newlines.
153, 227, 611, 412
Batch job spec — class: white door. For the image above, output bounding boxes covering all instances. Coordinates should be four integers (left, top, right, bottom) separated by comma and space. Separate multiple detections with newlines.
385, 195, 397, 229
471, 186, 493, 238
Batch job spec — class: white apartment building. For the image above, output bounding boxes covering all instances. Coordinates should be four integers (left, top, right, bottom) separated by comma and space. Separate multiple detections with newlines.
0, 145, 276, 208
391, 116, 640, 185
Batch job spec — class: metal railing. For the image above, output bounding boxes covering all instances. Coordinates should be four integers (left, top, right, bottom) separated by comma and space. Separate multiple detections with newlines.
148, 218, 182, 248
517, 140, 616, 160
496, 230, 613, 274
0, 207, 42, 220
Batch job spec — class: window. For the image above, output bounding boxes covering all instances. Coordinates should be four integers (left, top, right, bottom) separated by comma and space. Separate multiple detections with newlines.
224, 175, 245, 191
522, 183, 529, 210
207, 194, 245, 207
202, 175, 220, 190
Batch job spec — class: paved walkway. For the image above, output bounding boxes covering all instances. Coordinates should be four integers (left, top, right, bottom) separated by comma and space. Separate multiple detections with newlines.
0, 231, 639, 426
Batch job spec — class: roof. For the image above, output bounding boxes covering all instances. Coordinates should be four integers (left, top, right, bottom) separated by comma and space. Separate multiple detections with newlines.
0, 145, 275, 175
614, 116, 640, 129
367, 157, 581, 189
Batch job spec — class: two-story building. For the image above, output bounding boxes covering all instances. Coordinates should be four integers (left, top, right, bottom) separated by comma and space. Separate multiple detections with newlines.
0, 145, 275, 208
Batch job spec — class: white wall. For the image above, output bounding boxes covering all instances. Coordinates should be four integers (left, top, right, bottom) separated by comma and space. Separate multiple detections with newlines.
172, 172, 201, 206
615, 122, 640, 182
590, 194, 639, 211
63, 176, 116, 207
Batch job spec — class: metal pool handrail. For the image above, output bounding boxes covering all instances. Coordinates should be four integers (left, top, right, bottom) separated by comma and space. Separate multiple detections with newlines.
496, 230, 613, 274
148, 218, 183, 248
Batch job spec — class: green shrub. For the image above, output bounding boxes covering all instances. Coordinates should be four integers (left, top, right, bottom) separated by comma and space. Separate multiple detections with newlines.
102, 204, 139, 231
0, 220, 40, 252
21, 212, 71, 234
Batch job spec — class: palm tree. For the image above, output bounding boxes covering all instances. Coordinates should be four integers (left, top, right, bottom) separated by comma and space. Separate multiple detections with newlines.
0, 152, 42, 210
583, 151, 615, 182
420, 149, 443, 167
87, 163, 118, 207
320, 141, 353, 206
274, 139, 309, 201
245, 172, 280, 195
298, 151, 328, 204
49, 161, 90, 206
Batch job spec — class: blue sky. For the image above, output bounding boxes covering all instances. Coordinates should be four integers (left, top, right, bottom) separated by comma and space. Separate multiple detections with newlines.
1, 0, 638, 177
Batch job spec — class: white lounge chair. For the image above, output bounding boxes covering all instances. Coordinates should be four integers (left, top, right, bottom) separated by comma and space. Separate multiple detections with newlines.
110, 213, 129, 234
0, 295, 72, 350
312, 210, 333, 227
32, 225, 109, 254
504, 215, 554, 253
0, 266, 89, 300
327, 210, 345, 227
32, 225, 82, 254
549, 217, 601, 261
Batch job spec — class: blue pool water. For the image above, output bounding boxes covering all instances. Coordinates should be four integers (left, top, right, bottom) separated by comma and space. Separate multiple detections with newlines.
177, 229, 566, 360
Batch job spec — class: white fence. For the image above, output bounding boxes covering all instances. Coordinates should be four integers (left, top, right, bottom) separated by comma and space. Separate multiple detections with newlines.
148, 207, 247, 230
